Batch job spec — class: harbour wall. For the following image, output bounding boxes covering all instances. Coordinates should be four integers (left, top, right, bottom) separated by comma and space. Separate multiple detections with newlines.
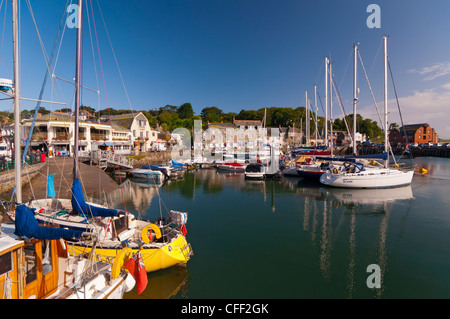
0, 163, 47, 195
131, 151, 172, 168
357, 146, 450, 158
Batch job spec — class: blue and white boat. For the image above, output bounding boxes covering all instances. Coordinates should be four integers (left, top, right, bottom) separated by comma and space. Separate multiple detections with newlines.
128, 165, 164, 180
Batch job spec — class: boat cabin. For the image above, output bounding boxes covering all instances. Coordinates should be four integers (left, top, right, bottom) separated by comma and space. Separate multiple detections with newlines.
0, 228, 68, 299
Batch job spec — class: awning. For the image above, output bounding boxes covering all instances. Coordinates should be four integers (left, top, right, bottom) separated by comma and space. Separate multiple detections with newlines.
102, 142, 114, 146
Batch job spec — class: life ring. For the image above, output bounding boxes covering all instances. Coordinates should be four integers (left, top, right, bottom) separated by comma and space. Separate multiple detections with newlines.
332, 167, 339, 174
141, 224, 162, 244
111, 248, 131, 279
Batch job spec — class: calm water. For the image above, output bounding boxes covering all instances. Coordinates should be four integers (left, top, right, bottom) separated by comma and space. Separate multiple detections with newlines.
99, 157, 450, 299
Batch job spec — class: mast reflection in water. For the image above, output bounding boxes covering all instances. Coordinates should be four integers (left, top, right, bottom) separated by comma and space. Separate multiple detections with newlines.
88, 157, 450, 298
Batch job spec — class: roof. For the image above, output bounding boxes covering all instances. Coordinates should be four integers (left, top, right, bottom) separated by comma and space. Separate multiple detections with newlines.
234, 119, 262, 127
399, 123, 430, 131
110, 122, 131, 132
35, 112, 73, 122
206, 122, 235, 129
101, 112, 147, 130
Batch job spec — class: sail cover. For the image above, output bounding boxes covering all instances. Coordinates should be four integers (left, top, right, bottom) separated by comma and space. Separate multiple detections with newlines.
14, 204, 83, 240
71, 179, 118, 217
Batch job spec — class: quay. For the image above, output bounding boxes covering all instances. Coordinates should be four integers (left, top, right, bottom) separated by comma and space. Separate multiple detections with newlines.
357, 145, 450, 158
20, 157, 120, 200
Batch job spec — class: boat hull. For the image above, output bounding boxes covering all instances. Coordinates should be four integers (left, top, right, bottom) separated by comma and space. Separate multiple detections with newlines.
297, 169, 324, 180
244, 172, 264, 179
69, 233, 192, 272
320, 169, 414, 189
129, 169, 163, 180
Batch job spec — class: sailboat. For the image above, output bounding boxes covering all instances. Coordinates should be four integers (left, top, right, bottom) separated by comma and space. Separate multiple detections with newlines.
0, 0, 134, 299
6, 0, 192, 272
320, 37, 414, 188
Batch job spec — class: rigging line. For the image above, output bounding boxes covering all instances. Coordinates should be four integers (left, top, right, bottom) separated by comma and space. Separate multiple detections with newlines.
0, 0, 11, 78
85, 0, 100, 112
368, 38, 384, 78
53, 0, 72, 74
338, 48, 354, 90
357, 48, 384, 131
89, 0, 130, 212
95, 0, 133, 111
88, 0, 109, 108
388, 57, 413, 162
332, 71, 353, 144
10, 0, 68, 201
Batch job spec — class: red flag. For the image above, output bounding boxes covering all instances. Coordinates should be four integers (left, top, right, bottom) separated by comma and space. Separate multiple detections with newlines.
124, 251, 148, 294
181, 223, 187, 236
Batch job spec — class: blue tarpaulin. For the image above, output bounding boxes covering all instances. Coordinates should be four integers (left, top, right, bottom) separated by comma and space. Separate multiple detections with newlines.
171, 160, 184, 167
71, 179, 118, 217
14, 204, 83, 240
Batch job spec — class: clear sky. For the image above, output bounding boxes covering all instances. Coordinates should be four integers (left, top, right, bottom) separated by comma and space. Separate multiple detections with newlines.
1, 0, 450, 138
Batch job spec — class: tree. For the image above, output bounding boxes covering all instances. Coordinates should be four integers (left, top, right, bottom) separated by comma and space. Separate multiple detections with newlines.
201, 106, 223, 123
177, 103, 194, 119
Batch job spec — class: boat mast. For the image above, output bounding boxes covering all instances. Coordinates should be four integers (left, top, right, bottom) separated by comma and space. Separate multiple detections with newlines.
324, 57, 328, 148
12, 0, 21, 203
314, 84, 318, 146
353, 43, 358, 155
73, 0, 83, 180
305, 90, 309, 146
329, 61, 333, 157
383, 35, 388, 168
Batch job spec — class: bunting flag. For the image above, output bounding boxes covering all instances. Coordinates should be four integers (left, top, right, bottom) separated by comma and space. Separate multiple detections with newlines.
181, 223, 187, 236
47, 174, 56, 197
124, 250, 148, 294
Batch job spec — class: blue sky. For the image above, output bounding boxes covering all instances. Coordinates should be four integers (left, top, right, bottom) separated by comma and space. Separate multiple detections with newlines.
1, 0, 450, 137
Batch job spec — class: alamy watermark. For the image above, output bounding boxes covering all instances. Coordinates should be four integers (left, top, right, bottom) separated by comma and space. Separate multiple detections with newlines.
366, 4, 381, 29
66, 4, 80, 29
171, 120, 281, 169
366, 264, 381, 289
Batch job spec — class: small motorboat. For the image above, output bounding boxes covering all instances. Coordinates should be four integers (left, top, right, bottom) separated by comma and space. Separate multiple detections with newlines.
129, 165, 164, 180
245, 163, 265, 179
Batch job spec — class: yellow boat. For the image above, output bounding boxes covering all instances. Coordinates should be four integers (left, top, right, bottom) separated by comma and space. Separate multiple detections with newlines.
20, 198, 193, 273
69, 231, 192, 272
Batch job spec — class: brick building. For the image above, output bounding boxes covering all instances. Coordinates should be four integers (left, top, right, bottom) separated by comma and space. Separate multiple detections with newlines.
389, 123, 438, 144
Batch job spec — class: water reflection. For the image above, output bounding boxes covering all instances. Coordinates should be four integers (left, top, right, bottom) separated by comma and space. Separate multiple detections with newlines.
124, 266, 190, 299
282, 176, 415, 298
88, 168, 418, 298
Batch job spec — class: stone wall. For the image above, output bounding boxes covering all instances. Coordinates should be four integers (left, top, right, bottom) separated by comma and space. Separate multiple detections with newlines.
131, 151, 172, 167
0, 163, 47, 194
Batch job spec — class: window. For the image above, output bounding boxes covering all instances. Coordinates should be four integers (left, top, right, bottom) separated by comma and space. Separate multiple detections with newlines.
146, 131, 149, 137
133, 130, 136, 137
42, 240, 53, 276
0, 252, 12, 276
140, 131, 144, 138
25, 243, 37, 284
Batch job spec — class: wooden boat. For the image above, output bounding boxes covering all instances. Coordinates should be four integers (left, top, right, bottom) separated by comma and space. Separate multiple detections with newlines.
0, 215, 135, 299
0, 0, 134, 299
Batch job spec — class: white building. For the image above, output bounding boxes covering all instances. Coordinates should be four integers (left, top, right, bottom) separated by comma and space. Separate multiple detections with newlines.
22, 112, 114, 157
100, 112, 159, 153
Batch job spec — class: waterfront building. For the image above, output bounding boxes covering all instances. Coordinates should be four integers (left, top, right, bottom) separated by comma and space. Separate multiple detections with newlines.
22, 112, 114, 157
100, 112, 159, 153
389, 123, 438, 144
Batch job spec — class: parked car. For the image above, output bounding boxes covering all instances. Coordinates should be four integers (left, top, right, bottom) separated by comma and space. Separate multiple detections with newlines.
434, 143, 442, 147
410, 143, 419, 147
442, 143, 450, 148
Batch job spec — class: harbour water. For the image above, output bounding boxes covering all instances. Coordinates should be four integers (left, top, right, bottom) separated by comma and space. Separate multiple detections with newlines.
99, 157, 450, 299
